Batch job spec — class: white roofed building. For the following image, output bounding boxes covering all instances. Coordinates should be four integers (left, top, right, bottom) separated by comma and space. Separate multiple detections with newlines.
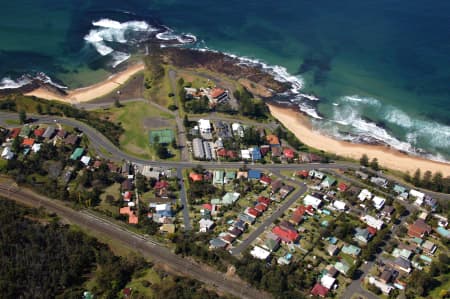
361, 215, 384, 230
198, 119, 211, 133
250, 246, 271, 260
358, 189, 372, 201
304, 194, 322, 209
372, 196, 386, 210
333, 200, 347, 211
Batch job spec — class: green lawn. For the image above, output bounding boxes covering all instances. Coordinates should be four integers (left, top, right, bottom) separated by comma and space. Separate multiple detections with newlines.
123, 268, 162, 298
98, 101, 179, 160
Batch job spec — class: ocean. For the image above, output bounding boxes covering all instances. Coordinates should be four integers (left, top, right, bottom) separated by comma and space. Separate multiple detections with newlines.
0, 0, 449, 161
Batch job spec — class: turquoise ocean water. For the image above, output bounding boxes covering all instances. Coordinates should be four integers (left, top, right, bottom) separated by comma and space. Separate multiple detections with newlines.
0, 0, 449, 161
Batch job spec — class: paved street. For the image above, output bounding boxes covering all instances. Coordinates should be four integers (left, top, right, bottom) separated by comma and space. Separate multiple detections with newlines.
0, 182, 270, 299
230, 182, 307, 255
177, 168, 192, 231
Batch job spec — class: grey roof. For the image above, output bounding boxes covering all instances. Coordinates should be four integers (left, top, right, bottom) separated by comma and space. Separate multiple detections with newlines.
42, 126, 55, 138
394, 257, 411, 269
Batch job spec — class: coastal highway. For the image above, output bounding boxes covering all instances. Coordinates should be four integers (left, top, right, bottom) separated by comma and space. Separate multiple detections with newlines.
0, 111, 448, 204
0, 181, 271, 299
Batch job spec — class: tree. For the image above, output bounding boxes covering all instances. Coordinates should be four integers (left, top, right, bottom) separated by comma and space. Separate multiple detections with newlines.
422, 170, 432, 189
114, 98, 122, 108
36, 104, 43, 114
177, 78, 184, 87
369, 158, 379, 171
432, 172, 443, 192
19, 110, 26, 124
183, 115, 190, 128
360, 154, 369, 167
404, 171, 411, 183
413, 169, 422, 186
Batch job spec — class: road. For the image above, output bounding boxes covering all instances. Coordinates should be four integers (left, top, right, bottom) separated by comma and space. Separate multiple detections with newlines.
230, 182, 307, 255
177, 168, 192, 231
0, 182, 270, 299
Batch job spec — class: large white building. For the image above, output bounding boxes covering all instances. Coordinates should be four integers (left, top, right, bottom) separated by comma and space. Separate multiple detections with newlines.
372, 196, 386, 210
358, 189, 372, 201
361, 215, 384, 230
303, 194, 322, 209
198, 119, 212, 134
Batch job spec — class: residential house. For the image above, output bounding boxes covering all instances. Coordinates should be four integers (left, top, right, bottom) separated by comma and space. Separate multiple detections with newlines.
333, 200, 347, 211
354, 228, 372, 244
245, 207, 261, 219
381, 206, 395, 219
251, 147, 262, 161
192, 138, 205, 159
259, 175, 271, 186
64, 134, 79, 146
272, 226, 299, 243
279, 185, 294, 199
258, 196, 271, 206
271, 146, 282, 157
263, 233, 281, 252
42, 126, 55, 139
80, 155, 91, 166
31, 143, 41, 153
283, 148, 295, 160
321, 176, 337, 188
422, 240, 437, 255
372, 196, 386, 210
209, 238, 227, 249
392, 248, 412, 260
228, 227, 243, 238
266, 134, 280, 146
408, 219, 432, 238
380, 269, 394, 283
119, 207, 138, 224
250, 246, 271, 261
248, 170, 261, 180
309, 170, 325, 180
327, 244, 339, 256
358, 189, 372, 201
342, 244, 361, 257
254, 203, 267, 213
224, 171, 236, 183
1, 147, 14, 160
303, 194, 322, 209
213, 170, 224, 185
391, 257, 412, 273
361, 215, 384, 230
334, 261, 350, 276
368, 277, 394, 295
160, 224, 175, 234
338, 182, 349, 192
239, 213, 256, 225
296, 170, 309, 179
271, 179, 283, 192
22, 138, 35, 147
355, 171, 369, 180
370, 176, 388, 188
231, 123, 244, 138
33, 128, 45, 138
199, 219, 215, 232
70, 147, 84, 160
320, 275, 336, 290
198, 119, 212, 134
8, 128, 20, 139
214, 121, 232, 139
240, 149, 251, 160
233, 219, 247, 231
311, 283, 329, 298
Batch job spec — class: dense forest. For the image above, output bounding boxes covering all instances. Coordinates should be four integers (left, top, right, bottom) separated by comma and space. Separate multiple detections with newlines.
0, 199, 226, 299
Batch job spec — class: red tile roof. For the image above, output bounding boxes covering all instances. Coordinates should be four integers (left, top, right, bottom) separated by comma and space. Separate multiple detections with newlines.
34, 128, 45, 137
266, 134, 280, 145
260, 175, 272, 185
272, 226, 299, 243
283, 148, 295, 159
211, 87, 226, 98
367, 226, 377, 236
155, 180, 169, 190
247, 207, 261, 218
119, 206, 138, 224
189, 172, 203, 182
311, 283, 329, 297
258, 196, 271, 206
255, 203, 267, 213
408, 219, 432, 238
22, 138, 35, 146
9, 128, 20, 139
217, 148, 227, 157
296, 170, 309, 178
338, 182, 349, 192
203, 203, 213, 211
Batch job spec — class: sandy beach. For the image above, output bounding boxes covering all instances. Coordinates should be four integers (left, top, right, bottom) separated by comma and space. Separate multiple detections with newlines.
25, 63, 145, 103
268, 104, 450, 176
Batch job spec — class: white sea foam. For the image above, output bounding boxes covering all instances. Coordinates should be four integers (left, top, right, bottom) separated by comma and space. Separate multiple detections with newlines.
85, 18, 158, 67
298, 102, 322, 119
385, 107, 413, 128
340, 95, 381, 106
0, 77, 32, 90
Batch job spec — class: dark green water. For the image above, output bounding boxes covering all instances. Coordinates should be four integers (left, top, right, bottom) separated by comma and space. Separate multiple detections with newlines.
0, 0, 449, 160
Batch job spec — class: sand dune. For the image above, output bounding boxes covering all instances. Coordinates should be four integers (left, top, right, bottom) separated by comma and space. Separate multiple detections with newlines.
268, 104, 450, 176
26, 63, 145, 103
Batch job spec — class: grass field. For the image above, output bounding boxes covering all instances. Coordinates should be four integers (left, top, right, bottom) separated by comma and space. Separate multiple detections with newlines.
98, 101, 179, 160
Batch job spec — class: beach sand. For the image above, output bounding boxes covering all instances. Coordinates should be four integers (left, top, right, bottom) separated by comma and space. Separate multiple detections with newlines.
25, 63, 145, 103
268, 104, 450, 176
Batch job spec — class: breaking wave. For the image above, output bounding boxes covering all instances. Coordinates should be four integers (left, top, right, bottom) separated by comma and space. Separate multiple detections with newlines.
316, 94, 450, 162
0, 77, 32, 90
0, 72, 67, 91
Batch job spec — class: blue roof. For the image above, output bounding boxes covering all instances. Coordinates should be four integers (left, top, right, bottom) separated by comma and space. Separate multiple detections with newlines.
437, 227, 450, 238
252, 148, 261, 160
248, 170, 262, 179
328, 236, 338, 244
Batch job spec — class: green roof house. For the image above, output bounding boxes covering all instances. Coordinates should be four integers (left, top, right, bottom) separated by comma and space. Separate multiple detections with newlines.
70, 147, 84, 160
264, 238, 280, 252
342, 244, 361, 257
213, 170, 224, 185
225, 171, 236, 183
222, 192, 240, 205
321, 176, 337, 188
334, 261, 350, 276
393, 184, 407, 194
